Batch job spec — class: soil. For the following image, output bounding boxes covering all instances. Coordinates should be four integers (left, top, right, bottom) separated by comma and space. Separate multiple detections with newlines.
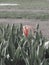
0, 8, 49, 13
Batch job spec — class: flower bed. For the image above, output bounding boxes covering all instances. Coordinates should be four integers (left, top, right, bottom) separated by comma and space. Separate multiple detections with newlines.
0, 23, 49, 65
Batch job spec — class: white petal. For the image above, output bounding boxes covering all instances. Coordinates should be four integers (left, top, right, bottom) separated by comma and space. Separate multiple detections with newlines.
44, 41, 49, 49
7, 54, 10, 59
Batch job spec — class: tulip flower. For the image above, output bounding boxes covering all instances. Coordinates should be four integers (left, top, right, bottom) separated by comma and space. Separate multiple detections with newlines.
44, 41, 49, 49
23, 25, 34, 37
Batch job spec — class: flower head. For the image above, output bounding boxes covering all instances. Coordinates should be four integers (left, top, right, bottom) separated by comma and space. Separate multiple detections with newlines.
6, 54, 10, 59
44, 41, 49, 49
23, 25, 34, 37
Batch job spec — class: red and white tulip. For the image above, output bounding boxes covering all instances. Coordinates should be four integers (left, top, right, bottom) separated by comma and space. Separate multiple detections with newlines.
23, 25, 35, 37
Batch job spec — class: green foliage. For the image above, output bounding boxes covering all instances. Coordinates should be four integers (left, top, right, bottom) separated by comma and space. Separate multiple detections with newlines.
0, 23, 49, 65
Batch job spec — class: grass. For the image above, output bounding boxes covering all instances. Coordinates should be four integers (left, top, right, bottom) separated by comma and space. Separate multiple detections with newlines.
0, 11, 49, 20
0, 0, 49, 9
0, 0, 49, 19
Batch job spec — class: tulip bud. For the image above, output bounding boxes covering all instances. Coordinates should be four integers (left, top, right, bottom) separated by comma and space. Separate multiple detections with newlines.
23, 25, 34, 37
